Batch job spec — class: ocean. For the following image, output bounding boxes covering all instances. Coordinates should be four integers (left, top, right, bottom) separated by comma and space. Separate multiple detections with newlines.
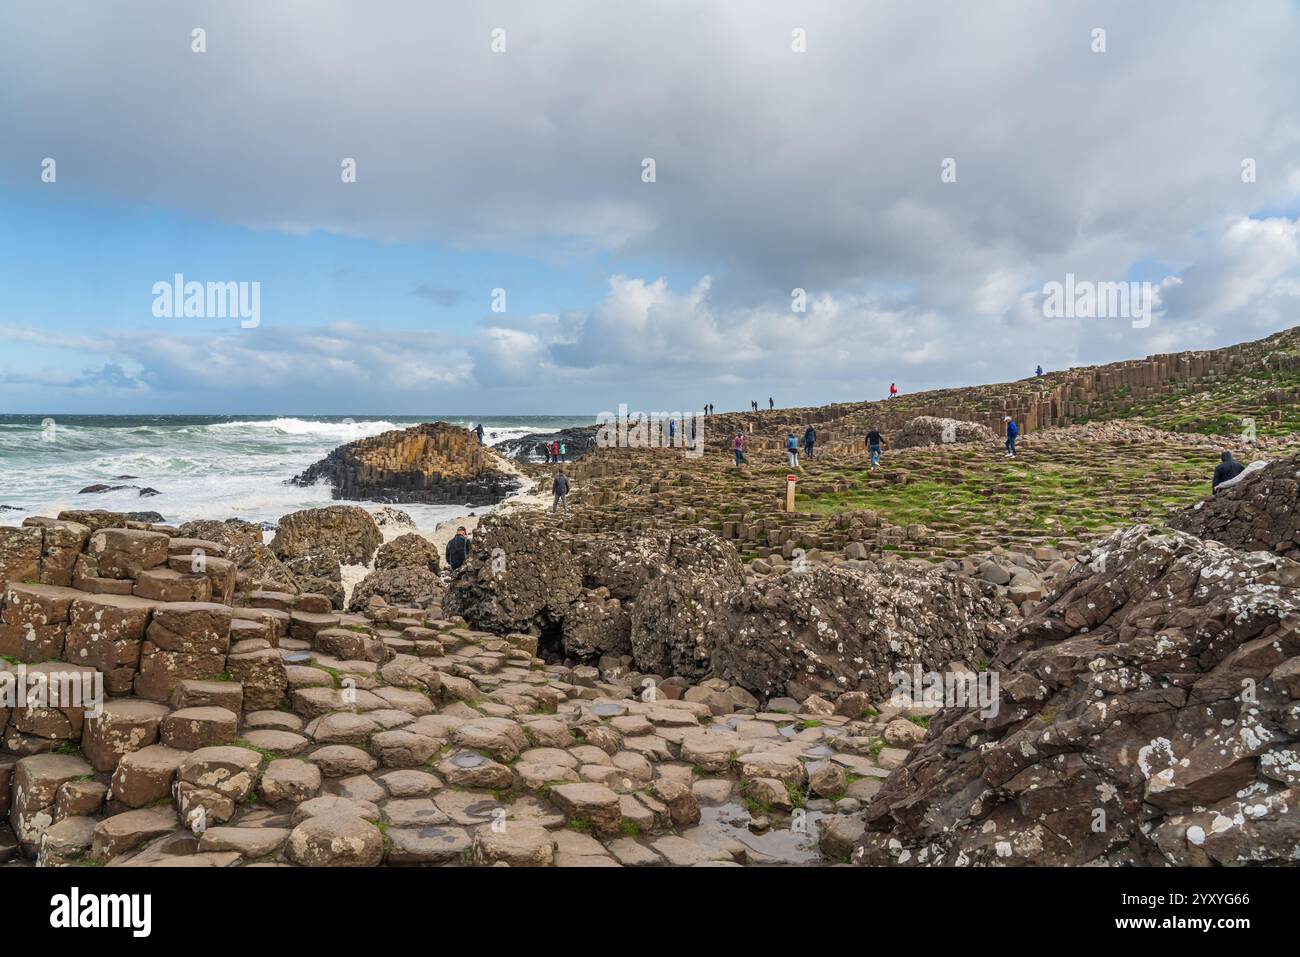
0, 414, 592, 532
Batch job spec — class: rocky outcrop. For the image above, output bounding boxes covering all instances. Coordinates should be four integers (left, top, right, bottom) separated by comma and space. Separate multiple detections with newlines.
347, 567, 443, 613
1167, 451, 1300, 559
442, 516, 582, 636
495, 426, 599, 463
176, 519, 264, 549
291, 422, 518, 506
375, 533, 441, 574
853, 525, 1300, 867
270, 506, 381, 566
893, 416, 995, 449
626, 560, 1006, 695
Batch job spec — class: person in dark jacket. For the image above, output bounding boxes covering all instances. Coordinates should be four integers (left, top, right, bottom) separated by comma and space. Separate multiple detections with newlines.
552, 471, 570, 513
1212, 451, 1245, 492
474, 423, 485, 444
866, 428, 885, 468
445, 526, 470, 570
803, 426, 816, 459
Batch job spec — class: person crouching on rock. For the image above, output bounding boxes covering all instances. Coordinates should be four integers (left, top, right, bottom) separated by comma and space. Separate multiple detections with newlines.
552, 470, 570, 513
446, 526, 471, 571
1003, 416, 1018, 458
1212, 450, 1245, 492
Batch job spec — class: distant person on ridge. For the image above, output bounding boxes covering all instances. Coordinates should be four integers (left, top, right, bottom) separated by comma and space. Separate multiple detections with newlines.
1035, 365, 1043, 377
786, 431, 799, 468
803, 425, 816, 460
769, 397, 774, 410
445, 526, 471, 571
1212, 451, 1245, 492
889, 382, 898, 399
475, 423, 485, 444
668, 419, 676, 445
866, 427, 885, 468
1004, 416, 1019, 458
552, 470, 570, 513
733, 432, 746, 467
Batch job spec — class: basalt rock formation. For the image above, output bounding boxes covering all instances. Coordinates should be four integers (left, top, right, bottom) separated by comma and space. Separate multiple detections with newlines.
292, 422, 518, 506
853, 525, 1300, 867
1167, 451, 1300, 560
892, 416, 995, 449
495, 426, 599, 463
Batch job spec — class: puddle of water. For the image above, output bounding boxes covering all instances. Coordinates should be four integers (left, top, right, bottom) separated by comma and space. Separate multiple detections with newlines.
591, 702, 626, 717
801, 745, 835, 758
451, 751, 486, 768
697, 802, 826, 865
464, 800, 505, 819
283, 652, 312, 664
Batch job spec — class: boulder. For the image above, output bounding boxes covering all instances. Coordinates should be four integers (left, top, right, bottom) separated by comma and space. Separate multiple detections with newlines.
375, 533, 441, 574
347, 567, 443, 613
893, 416, 995, 449
270, 506, 382, 566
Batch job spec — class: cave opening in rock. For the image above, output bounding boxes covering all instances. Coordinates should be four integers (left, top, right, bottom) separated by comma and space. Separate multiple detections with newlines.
537, 617, 566, 664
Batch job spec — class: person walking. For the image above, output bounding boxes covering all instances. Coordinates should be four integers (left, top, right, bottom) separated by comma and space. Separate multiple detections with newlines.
769, 396, 774, 411
474, 423, 485, 444
1212, 451, 1245, 492
803, 425, 816, 460
552, 471, 570, 513
445, 526, 471, 571
668, 419, 676, 445
866, 427, 885, 469
889, 382, 898, 399
1004, 416, 1019, 458
786, 431, 799, 468
733, 432, 745, 466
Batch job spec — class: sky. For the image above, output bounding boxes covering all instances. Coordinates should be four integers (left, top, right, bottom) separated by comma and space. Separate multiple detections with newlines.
1, 0, 1299, 415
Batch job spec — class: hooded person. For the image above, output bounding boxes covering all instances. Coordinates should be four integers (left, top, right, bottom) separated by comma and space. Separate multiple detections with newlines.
445, 526, 471, 571
1212, 450, 1245, 491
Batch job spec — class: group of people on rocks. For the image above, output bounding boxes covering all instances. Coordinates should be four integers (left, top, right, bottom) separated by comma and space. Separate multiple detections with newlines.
538, 440, 567, 463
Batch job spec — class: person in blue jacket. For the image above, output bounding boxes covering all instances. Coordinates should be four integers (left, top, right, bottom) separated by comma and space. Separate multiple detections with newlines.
786, 431, 799, 468
1004, 416, 1019, 458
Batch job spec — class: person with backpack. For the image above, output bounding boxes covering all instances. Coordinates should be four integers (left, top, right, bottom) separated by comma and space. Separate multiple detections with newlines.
1004, 416, 1019, 458
552, 471, 570, 513
786, 431, 799, 468
445, 526, 471, 571
1212, 451, 1245, 492
733, 432, 746, 467
865, 427, 885, 468
803, 425, 816, 460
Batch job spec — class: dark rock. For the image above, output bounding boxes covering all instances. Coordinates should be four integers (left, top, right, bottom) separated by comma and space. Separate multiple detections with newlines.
1168, 451, 1300, 560
854, 525, 1300, 867
495, 426, 599, 463
348, 567, 443, 613
271, 506, 381, 566
176, 518, 264, 549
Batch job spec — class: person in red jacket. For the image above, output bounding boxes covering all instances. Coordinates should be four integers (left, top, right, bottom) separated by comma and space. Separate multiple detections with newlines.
889, 382, 898, 399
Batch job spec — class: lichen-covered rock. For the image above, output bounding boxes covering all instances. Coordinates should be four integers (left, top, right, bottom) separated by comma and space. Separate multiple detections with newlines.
226, 542, 301, 596
1167, 451, 1300, 560
563, 594, 632, 661
271, 506, 381, 566
442, 514, 582, 634
577, 527, 743, 601
283, 554, 344, 610
892, 415, 995, 449
375, 533, 441, 574
854, 525, 1300, 867
714, 563, 1004, 700
176, 518, 265, 549
630, 570, 736, 681
347, 568, 443, 613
